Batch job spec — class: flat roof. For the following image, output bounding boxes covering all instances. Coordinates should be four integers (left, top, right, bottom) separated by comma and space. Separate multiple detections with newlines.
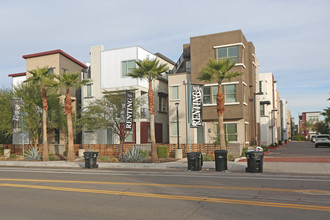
8, 72, 26, 77
22, 49, 88, 69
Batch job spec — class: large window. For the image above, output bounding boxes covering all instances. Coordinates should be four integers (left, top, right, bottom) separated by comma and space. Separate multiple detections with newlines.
216, 123, 238, 142
125, 131, 133, 142
225, 123, 238, 141
172, 86, 179, 99
86, 84, 92, 97
260, 104, 265, 116
203, 84, 237, 104
217, 46, 238, 62
159, 95, 167, 113
122, 60, 136, 77
172, 122, 178, 135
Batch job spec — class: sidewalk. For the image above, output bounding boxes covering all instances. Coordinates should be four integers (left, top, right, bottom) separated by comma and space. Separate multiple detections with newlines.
1, 158, 330, 175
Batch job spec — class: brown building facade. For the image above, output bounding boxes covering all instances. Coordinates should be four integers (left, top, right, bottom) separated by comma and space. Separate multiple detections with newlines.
168, 30, 260, 155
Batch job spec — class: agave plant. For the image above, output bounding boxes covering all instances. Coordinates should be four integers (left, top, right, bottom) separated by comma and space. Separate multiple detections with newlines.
122, 147, 147, 162
25, 147, 41, 161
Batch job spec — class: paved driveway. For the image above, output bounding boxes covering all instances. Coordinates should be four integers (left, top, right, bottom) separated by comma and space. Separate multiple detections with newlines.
267, 141, 330, 158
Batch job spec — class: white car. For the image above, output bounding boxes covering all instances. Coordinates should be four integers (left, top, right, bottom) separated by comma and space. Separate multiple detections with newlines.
315, 134, 330, 148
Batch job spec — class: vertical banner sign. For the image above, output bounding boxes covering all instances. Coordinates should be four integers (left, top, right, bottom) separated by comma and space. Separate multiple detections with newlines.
190, 85, 203, 127
11, 99, 21, 130
124, 91, 134, 131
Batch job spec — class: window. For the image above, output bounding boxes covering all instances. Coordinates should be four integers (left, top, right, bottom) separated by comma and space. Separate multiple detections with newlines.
216, 123, 238, 141
186, 61, 191, 72
159, 95, 168, 113
225, 124, 238, 141
83, 67, 91, 79
122, 60, 136, 77
125, 131, 133, 142
172, 86, 179, 99
172, 122, 178, 135
107, 129, 113, 144
203, 86, 211, 104
203, 84, 237, 104
62, 68, 68, 74
260, 104, 265, 116
86, 84, 92, 97
259, 81, 262, 93
217, 46, 238, 62
224, 84, 236, 103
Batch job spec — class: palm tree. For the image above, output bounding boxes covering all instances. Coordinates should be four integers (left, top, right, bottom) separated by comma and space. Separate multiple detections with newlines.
129, 58, 168, 162
25, 66, 54, 161
198, 58, 242, 150
54, 72, 90, 162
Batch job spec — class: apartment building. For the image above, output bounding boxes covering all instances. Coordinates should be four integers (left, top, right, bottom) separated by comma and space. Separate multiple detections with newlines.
82, 45, 174, 145
22, 49, 88, 144
168, 30, 260, 156
259, 73, 278, 146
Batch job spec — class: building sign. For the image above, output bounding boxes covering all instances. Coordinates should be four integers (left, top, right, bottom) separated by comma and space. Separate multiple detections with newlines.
10, 99, 21, 130
191, 85, 203, 127
124, 91, 134, 131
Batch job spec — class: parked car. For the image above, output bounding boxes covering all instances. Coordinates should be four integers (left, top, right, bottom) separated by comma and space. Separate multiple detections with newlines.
311, 135, 317, 143
315, 134, 330, 148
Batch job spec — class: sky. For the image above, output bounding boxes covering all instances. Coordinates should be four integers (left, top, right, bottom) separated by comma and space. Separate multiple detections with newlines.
1, 0, 329, 122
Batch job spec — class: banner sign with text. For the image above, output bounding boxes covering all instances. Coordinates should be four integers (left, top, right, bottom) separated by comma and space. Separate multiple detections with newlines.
11, 99, 21, 130
124, 91, 134, 131
190, 85, 203, 128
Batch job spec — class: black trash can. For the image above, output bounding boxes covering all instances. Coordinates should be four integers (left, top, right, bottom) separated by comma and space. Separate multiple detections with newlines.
187, 152, 203, 171
214, 150, 228, 171
84, 152, 99, 169
245, 151, 264, 173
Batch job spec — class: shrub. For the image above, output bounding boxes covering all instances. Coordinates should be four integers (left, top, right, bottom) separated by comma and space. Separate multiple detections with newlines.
241, 147, 248, 157
157, 145, 169, 158
294, 135, 306, 141
0, 145, 3, 156
202, 153, 213, 161
278, 140, 283, 146
122, 146, 147, 162
49, 156, 56, 161
261, 145, 268, 152
10, 154, 17, 159
25, 147, 41, 161
227, 154, 235, 161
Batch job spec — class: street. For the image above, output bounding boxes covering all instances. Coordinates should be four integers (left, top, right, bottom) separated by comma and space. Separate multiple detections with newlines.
1, 166, 330, 220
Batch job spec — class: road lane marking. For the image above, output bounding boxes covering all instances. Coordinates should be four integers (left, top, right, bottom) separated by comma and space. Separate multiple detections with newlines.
1, 183, 330, 212
1, 168, 330, 183
1, 178, 330, 195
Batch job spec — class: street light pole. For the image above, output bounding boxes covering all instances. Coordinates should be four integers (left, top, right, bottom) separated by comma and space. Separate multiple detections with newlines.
254, 92, 263, 146
175, 103, 180, 149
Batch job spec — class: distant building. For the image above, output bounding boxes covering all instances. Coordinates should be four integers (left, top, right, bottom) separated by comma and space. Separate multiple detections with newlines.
8, 72, 26, 88
298, 111, 322, 138
259, 73, 278, 146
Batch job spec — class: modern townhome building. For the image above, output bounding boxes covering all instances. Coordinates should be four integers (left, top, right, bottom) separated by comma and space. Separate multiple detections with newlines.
280, 99, 288, 142
168, 30, 260, 156
259, 73, 278, 146
298, 111, 321, 138
21, 49, 88, 145
82, 45, 174, 145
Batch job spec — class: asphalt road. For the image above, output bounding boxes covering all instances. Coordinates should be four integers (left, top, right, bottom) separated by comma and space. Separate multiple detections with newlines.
1, 167, 330, 220
266, 141, 330, 158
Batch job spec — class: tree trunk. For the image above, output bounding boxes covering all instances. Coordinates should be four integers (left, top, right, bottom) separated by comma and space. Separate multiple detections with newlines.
217, 83, 226, 150
65, 90, 75, 162
41, 85, 49, 161
148, 81, 158, 162
42, 108, 49, 161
